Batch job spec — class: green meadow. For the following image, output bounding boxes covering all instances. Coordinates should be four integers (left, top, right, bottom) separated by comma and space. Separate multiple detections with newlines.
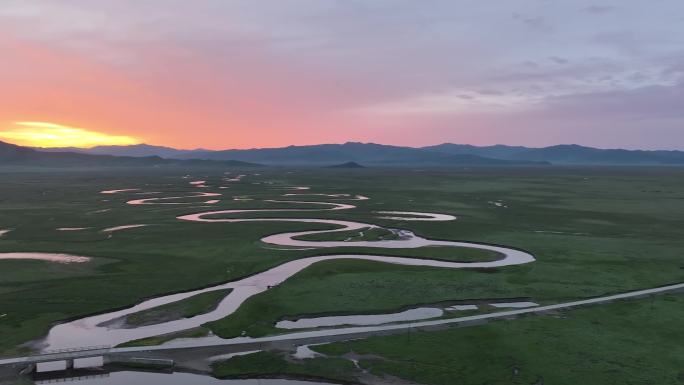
0, 166, 683, 384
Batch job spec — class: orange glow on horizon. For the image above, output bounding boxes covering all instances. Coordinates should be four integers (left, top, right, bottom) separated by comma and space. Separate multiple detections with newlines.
0, 121, 141, 148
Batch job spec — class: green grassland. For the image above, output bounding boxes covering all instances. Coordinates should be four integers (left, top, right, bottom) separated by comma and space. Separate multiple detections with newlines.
206, 167, 684, 340
0, 165, 683, 384
294, 226, 398, 241
206, 258, 509, 339
211, 294, 684, 385
212, 350, 357, 383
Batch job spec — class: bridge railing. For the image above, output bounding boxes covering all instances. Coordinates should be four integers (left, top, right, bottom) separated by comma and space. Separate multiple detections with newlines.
35, 373, 110, 383
35, 345, 111, 356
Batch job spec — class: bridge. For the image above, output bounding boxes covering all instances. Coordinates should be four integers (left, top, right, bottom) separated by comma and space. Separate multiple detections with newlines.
34, 373, 109, 384
1, 282, 683, 379
24, 346, 111, 371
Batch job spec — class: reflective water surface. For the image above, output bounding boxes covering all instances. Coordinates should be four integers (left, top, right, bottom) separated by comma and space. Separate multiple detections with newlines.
0, 252, 90, 263
33, 371, 338, 385
276, 307, 444, 329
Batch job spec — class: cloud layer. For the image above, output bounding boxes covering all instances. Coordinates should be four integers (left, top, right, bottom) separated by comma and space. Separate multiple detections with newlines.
1, 0, 682, 149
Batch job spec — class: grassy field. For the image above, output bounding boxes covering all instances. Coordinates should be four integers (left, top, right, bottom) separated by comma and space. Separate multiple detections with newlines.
211, 294, 684, 385
294, 226, 398, 241
206, 258, 511, 339
212, 351, 357, 383
207, 167, 684, 340
0, 166, 683, 384
0, 167, 314, 354
318, 293, 684, 385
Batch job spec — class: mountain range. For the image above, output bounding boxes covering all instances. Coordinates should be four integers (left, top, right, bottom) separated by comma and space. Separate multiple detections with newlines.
34, 142, 543, 167
33, 142, 684, 166
424, 143, 684, 165
2, 140, 683, 167
0, 140, 259, 168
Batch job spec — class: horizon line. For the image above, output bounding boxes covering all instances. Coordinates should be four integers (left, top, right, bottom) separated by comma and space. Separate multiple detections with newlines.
5, 139, 683, 153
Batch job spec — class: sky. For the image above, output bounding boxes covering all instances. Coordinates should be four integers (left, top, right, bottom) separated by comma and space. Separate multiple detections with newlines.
0, 1, 683, 150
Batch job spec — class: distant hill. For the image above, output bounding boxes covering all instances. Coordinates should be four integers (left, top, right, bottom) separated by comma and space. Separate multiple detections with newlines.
422, 143, 529, 159
423, 143, 684, 165
1, 141, 259, 168
41, 142, 540, 166
171, 142, 545, 166
508, 144, 684, 164
325, 161, 366, 168
31, 141, 684, 166
36, 143, 196, 158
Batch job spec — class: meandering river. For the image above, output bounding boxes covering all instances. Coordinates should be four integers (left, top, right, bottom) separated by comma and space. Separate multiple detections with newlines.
37, 182, 535, 350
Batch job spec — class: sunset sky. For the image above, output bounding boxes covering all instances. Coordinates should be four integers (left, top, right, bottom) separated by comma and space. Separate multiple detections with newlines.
1, 1, 683, 150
